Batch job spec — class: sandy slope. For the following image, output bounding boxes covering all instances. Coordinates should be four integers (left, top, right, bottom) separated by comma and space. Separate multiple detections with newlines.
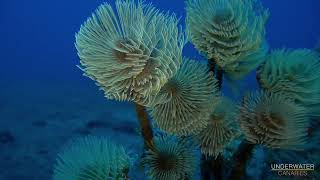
0, 79, 144, 180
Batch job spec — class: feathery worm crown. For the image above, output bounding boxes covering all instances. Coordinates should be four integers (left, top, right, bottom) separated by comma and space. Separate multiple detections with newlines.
149, 58, 220, 135
238, 91, 309, 150
186, 0, 269, 79
196, 97, 241, 157
53, 136, 130, 180
76, 0, 185, 106
257, 49, 320, 118
142, 135, 198, 180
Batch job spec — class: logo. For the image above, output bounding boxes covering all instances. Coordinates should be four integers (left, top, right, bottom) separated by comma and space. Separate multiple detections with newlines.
270, 163, 315, 176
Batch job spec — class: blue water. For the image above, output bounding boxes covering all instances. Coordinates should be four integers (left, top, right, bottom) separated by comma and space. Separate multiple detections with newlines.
0, 0, 320, 179
1, 0, 319, 81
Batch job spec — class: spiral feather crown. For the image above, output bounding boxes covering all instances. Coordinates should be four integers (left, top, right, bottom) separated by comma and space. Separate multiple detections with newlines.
76, 0, 185, 106
186, 0, 269, 79
258, 49, 320, 118
53, 136, 130, 180
149, 58, 220, 135
142, 135, 198, 180
196, 97, 240, 157
238, 91, 309, 150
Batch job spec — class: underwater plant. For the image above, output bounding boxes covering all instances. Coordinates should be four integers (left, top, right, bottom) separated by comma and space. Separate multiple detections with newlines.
149, 58, 220, 135
195, 97, 240, 158
257, 49, 320, 118
75, 0, 185, 106
238, 91, 309, 150
53, 136, 131, 180
186, 0, 269, 79
142, 135, 198, 180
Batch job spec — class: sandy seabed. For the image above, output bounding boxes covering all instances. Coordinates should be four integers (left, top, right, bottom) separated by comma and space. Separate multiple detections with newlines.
0, 79, 144, 180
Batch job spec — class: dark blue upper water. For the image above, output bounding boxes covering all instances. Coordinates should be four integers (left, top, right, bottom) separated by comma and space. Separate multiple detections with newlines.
1, 0, 319, 82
